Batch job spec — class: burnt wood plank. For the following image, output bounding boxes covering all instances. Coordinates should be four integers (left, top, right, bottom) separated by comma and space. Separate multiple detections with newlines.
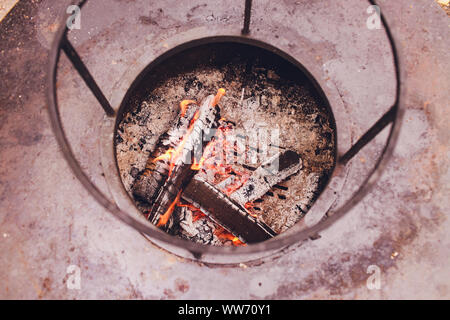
230, 150, 302, 205
182, 176, 277, 243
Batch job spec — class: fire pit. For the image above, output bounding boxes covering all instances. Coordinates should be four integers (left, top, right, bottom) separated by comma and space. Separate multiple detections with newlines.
114, 40, 336, 247
47, 0, 402, 264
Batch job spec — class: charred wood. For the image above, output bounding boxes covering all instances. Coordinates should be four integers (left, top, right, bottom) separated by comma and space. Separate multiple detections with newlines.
230, 150, 302, 205
182, 176, 277, 243
149, 95, 221, 228
132, 102, 198, 204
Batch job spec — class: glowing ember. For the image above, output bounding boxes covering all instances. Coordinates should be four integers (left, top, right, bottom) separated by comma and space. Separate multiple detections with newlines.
214, 226, 246, 246
244, 202, 259, 218
244, 202, 254, 210
177, 202, 206, 222
190, 121, 250, 197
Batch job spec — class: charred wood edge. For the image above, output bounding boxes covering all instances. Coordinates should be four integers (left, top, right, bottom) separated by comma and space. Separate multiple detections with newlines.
241, 164, 257, 171
149, 164, 190, 228
131, 103, 198, 204
182, 176, 277, 244
230, 150, 302, 205
149, 95, 221, 227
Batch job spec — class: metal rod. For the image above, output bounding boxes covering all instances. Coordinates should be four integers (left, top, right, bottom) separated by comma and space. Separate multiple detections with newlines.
61, 37, 115, 116
339, 106, 396, 164
241, 0, 252, 35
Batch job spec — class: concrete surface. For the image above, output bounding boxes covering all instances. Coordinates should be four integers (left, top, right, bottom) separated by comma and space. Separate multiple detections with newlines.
0, 0, 449, 299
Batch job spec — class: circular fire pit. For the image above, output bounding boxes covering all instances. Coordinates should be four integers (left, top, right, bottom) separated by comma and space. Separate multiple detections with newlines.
47, 0, 402, 264
114, 39, 336, 247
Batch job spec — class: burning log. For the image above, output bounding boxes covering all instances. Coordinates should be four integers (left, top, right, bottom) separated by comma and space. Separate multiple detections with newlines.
132, 100, 198, 204
132, 87, 301, 243
149, 90, 224, 228
182, 176, 277, 243
180, 150, 300, 243
230, 150, 302, 206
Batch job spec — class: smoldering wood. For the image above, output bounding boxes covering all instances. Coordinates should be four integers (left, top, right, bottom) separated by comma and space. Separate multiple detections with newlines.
177, 206, 197, 238
215, 175, 237, 191
182, 176, 277, 243
179, 151, 300, 243
177, 96, 219, 167
132, 102, 198, 204
230, 150, 302, 205
176, 206, 221, 245
131, 148, 169, 203
149, 95, 221, 227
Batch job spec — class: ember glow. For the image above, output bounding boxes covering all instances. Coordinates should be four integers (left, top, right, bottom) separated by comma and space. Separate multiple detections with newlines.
177, 202, 206, 222
214, 226, 246, 246
244, 202, 259, 218
191, 121, 250, 195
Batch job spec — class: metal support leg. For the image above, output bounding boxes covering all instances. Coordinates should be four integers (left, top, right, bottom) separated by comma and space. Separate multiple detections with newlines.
62, 37, 115, 116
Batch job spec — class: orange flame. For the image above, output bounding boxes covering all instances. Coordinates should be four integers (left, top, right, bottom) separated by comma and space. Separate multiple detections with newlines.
156, 109, 201, 177
232, 237, 245, 246
191, 138, 215, 171
191, 159, 204, 171
212, 88, 226, 107
244, 202, 259, 218
157, 190, 182, 227
153, 148, 175, 163
180, 100, 196, 117
190, 89, 226, 171
215, 227, 245, 246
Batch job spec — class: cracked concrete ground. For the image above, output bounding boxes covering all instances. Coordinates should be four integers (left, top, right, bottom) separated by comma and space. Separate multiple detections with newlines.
0, 0, 449, 299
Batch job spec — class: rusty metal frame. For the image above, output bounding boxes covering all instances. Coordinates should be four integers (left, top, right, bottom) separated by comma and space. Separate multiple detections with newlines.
47, 0, 403, 258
